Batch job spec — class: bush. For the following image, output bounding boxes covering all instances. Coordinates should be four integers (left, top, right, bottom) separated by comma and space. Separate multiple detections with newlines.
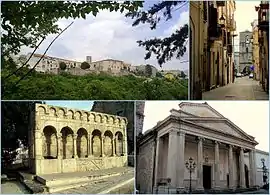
59, 62, 67, 70
81, 61, 90, 69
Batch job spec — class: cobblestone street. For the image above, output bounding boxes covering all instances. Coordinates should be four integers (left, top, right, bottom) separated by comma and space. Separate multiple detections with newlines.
202, 76, 269, 100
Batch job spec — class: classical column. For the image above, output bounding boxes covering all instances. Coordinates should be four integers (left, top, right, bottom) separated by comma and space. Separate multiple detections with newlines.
249, 149, 255, 187
197, 137, 204, 190
239, 148, 245, 188
57, 134, 62, 159
214, 141, 220, 189
100, 136, 104, 157
88, 134, 92, 157
154, 137, 162, 187
228, 145, 234, 189
112, 136, 115, 156
167, 130, 185, 188
73, 134, 78, 158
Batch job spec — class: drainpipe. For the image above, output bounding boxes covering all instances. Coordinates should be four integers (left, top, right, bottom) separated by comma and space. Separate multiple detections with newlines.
151, 130, 158, 193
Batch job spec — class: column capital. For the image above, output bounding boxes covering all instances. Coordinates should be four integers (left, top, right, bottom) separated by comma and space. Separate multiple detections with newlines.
73, 134, 78, 140
197, 136, 205, 142
214, 140, 220, 145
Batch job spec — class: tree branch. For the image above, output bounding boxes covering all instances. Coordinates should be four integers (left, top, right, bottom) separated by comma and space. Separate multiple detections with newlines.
12, 21, 74, 88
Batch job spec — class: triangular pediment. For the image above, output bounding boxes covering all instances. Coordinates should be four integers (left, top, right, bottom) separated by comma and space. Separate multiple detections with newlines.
178, 102, 225, 118
183, 118, 255, 142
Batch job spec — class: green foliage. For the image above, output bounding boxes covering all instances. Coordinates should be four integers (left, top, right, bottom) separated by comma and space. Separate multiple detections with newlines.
180, 71, 186, 78
156, 72, 163, 78
145, 64, 153, 77
126, 1, 188, 66
81, 61, 90, 70
59, 62, 67, 70
1, 101, 42, 167
1, 1, 143, 57
2, 69, 188, 100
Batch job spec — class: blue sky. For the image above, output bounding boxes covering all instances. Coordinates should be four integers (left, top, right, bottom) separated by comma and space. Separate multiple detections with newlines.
21, 1, 189, 71
46, 101, 94, 111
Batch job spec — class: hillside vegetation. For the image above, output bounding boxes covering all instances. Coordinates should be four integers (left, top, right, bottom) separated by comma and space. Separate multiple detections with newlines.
2, 69, 188, 100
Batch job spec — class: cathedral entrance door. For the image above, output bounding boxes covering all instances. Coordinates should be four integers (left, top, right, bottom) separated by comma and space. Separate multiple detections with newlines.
203, 165, 212, 189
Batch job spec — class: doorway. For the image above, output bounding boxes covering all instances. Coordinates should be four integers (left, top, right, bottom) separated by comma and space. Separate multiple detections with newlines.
203, 165, 212, 189
245, 164, 249, 188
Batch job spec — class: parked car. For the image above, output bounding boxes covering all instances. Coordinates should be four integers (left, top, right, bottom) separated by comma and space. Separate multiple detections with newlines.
249, 73, 254, 78
236, 73, 242, 77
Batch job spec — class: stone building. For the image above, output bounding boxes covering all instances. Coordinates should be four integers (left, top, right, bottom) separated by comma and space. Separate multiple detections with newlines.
254, 149, 269, 187
234, 52, 240, 73
28, 103, 128, 175
239, 31, 253, 74
136, 102, 258, 193
255, 1, 269, 93
190, 1, 236, 100
251, 20, 260, 80
136, 101, 145, 137
91, 101, 134, 156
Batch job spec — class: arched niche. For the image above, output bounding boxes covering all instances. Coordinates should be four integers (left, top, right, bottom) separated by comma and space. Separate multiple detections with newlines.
103, 131, 113, 157
115, 131, 124, 156
77, 128, 88, 158
43, 125, 57, 159
92, 129, 102, 157
60, 126, 74, 159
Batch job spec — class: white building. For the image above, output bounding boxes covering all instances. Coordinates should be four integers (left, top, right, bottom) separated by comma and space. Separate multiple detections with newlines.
255, 149, 269, 187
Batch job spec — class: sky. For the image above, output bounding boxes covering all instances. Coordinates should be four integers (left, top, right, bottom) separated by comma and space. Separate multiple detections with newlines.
45, 101, 94, 111
143, 101, 269, 152
21, 1, 189, 71
234, 1, 260, 52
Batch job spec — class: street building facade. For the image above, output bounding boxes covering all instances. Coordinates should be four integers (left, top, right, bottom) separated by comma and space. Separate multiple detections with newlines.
251, 20, 260, 80
255, 1, 269, 93
239, 31, 253, 74
254, 149, 269, 187
136, 102, 258, 193
190, 1, 236, 100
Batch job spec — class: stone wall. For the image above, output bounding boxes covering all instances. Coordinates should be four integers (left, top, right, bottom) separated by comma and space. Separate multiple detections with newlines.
135, 101, 145, 136
31, 103, 128, 175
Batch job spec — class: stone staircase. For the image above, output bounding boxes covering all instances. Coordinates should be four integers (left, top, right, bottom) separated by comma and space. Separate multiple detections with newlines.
35, 167, 133, 193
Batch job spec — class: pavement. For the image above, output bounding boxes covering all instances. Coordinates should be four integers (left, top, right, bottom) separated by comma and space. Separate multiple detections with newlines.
1, 181, 29, 194
202, 76, 269, 100
241, 189, 269, 194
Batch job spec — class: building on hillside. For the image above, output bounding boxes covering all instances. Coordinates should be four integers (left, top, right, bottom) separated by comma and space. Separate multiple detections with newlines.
251, 20, 260, 80
190, 1, 236, 100
134, 65, 158, 77
239, 31, 253, 74
91, 101, 134, 166
22, 53, 81, 73
136, 102, 259, 193
255, 1, 269, 93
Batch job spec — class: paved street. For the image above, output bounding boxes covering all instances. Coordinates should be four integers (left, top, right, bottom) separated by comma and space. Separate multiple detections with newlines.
1, 181, 29, 194
203, 76, 269, 100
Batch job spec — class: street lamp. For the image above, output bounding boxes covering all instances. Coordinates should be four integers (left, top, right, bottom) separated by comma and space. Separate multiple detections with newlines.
185, 157, 196, 194
219, 15, 226, 28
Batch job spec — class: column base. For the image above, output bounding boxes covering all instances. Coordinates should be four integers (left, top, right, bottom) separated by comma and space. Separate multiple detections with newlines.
195, 186, 204, 193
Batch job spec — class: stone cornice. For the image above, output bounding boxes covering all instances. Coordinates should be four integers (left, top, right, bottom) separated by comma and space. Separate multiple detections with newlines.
36, 103, 128, 127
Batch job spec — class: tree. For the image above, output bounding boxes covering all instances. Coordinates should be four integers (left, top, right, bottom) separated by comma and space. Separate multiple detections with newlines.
180, 71, 186, 79
145, 64, 153, 77
126, 1, 188, 66
156, 72, 163, 78
81, 61, 90, 70
59, 62, 67, 70
1, 101, 42, 167
1, 1, 143, 58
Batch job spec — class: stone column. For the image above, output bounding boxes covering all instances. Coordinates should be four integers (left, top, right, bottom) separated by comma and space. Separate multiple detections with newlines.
249, 149, 255, 187
101, 136, 104, 157
73, 134, 78, 158
228, 145, 234, 189
154, 137, 161, 187
167, 130, 185, 189
57, 134, 62, 159
88, 134, 92, 157
34, 130, 43, 174
197, 137, 204, 190
214, 141, 220, 189
239, 148, 245, 188
112, 136, 115, 156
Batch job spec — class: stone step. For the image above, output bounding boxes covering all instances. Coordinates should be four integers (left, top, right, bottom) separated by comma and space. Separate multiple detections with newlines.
36, 167, 133, 193
57, 171, 134, 194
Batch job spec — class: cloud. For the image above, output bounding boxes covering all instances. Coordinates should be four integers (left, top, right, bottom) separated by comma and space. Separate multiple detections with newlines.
21, 5, 189, 70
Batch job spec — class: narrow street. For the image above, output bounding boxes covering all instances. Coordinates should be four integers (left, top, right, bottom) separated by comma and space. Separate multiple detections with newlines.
202, 76, 269, 100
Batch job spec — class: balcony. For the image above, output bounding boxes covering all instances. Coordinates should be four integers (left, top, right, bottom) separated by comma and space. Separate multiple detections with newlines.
209, 25, 223, 41
227, 18, 236, 31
